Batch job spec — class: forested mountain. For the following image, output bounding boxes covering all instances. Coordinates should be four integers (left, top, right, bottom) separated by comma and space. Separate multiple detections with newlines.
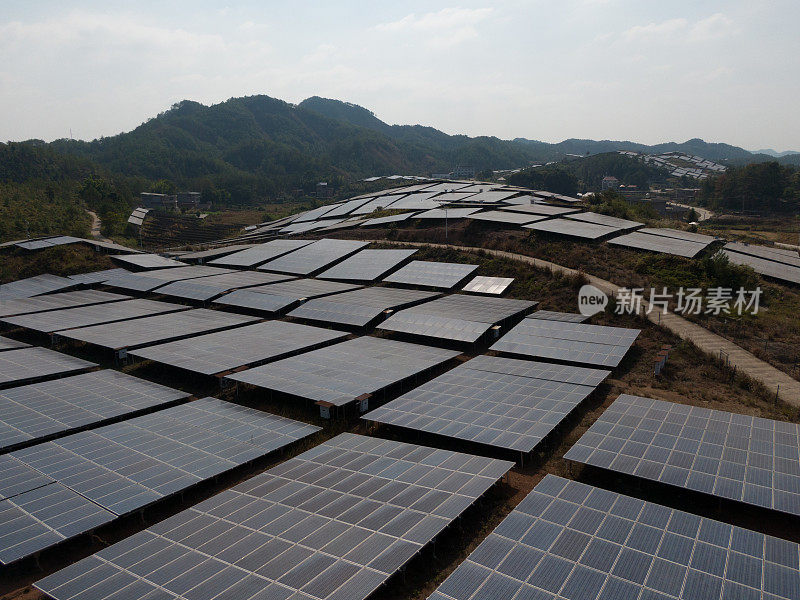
2, 92, 798, 241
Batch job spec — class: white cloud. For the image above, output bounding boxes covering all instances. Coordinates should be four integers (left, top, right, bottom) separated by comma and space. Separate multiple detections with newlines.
620, 13, 738, 44
376, 7, 493, 46
622, 18, 688, 42
689, 13, 738, 41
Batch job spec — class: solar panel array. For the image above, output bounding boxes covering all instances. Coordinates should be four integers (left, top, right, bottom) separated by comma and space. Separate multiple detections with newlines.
361, 212, 418, 227
317, 249, 417, 282
639, 227, 716, 245
565, 394, 800, 518
179, 244, 257, 263
525, 218, 623, 240
210, 239, 314, 267
0, 336, 30, 351
2, 298, 188, 334
15, 236, 83, 251
59, 308, 260, 352
415, 207, 481, 219
724, 242, 800, 267
378, 294, 535, 344
155, 271, 293, 302
528, 310, 590, 323
500, 204, 580, 216
567, 212, 643, 230
1, 399, 319, 565
383, 260, 479, 289
0, 289, 129, 318
104, 265, 236, 292
365, 355, 609, 453
609, 231, 711, 258
0, 274, 76, 300
429, 474, 800, 600
287, 287, 440, 327
130, 321, 349, 376
259, 239, 370, 275
723, 249, 800, 285
67, 268, 130, 285
491, 318, 640, 367
215, 277, 361, 314
352, 196, 406, 215
462, 276, 514, 295
110, 254, 187, 270
37, 433, 513, 600
0, 370, 191, 452
227, 336, 460, 407
0, 347, 97, 388
466, 210, 548, 225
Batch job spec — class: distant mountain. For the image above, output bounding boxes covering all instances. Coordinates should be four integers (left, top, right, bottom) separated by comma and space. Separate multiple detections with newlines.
753, 149, 800, 158
5, 94, 796, 206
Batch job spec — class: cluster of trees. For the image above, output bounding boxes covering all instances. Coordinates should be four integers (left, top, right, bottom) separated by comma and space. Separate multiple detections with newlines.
698, 162, 800, 214
506, 152, 674, 195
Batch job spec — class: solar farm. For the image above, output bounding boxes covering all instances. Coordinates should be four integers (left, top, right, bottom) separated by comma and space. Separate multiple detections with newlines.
0, 179, 798, 600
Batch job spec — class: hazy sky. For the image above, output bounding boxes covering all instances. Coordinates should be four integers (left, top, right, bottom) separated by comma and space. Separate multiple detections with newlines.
2, 1, 798, 150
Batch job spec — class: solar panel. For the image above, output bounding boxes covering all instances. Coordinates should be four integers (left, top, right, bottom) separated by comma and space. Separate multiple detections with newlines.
213, 288, 303, 314
639, 227, 716, 245
15, 236, 83, 251
216, 277, 361, 315
352, 195, 408, 215
37, 433, 513, 600
281, 218, 348, 235
415, 207, 482, 219
0, 369, 191, 453
499, 204, 580, 216
609, 231, 710, 258
58, 308, 260, 353
491, 318, 640, 368
0, 289, 130, 318
0, 336, 29, 352
209, 239, 314, 267
524, 218, 623, 240
178, 244, 257, 263
110, 254, 187, 270
365, 355, 609, 453
566, 394, 800, 519
0, 399, 319, 565
467, 210, 548, 225
322, 197, 378, 218
227, 336, 460, 407
428, 474, 800, 600
567, 211, 643, 229
103, 265, 236, 292
0, 481, 116, 565
67, 268, 130, 285
462, 276, 514, 295
361, 212, 418, 227
383, 260, 479, 289
0, 274, 76, 300
461, 190, 521, 204
288, 287, 441, 327
155, 271, 293, 302
384, 193, 443, 210
378, 294, 535, 344
259, 239, 370, 275
724, 242, 800, 267
290, 203, 341, 223
2, 298, 188, 334
528, 310, 590, 323
318, 249, 417, 281
0, 347, 97, 389
723, 250, 800, 285
130, 321, 349, 376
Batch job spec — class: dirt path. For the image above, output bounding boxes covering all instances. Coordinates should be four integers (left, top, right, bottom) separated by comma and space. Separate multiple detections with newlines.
381, 240, 800, 407
667, 202, 713, 221
86, 210, 111, 242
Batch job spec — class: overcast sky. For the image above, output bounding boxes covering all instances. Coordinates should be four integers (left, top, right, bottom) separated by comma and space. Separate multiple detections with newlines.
2, 1, 798, 150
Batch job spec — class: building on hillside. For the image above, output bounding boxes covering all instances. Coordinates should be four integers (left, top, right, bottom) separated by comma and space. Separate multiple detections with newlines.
176, 191, 201, 210
316, 182, 333, 199
452, 165, 476, 179
139, 192, 178, 211
601, 176, 620, 191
